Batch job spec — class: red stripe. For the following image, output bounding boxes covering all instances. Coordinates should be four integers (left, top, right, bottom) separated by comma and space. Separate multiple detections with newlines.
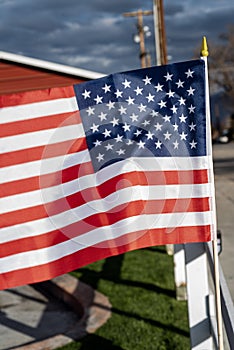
0, 86, 75, 108
1, 168, 209, 226
1, 137, 87, 167
1, 197, 210, 254
147, 169, 208, 185
0, 225, 211, 290
1, 196, 210, 228
0, 111, 81, 138
0, 161, 94, 198
1, 168, 208, 198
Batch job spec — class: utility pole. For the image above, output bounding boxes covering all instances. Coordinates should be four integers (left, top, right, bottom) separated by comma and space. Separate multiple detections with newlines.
153, 0, 167, 65
123, 9, 153, 68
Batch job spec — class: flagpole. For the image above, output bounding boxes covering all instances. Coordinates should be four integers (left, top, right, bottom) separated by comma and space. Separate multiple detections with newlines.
201, 36, 224, 350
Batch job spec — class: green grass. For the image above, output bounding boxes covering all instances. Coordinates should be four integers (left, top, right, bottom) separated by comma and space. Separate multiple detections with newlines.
58, 246, 190, 350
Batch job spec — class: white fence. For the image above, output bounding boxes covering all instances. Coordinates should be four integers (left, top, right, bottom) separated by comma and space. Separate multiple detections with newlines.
173, 242, 234, 349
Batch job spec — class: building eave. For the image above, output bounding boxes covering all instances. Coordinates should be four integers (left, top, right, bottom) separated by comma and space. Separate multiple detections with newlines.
0, 50, 105, 80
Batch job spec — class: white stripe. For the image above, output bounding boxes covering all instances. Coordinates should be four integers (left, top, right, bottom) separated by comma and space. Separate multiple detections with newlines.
1, 155, 210, 185
0, 211, 213, 273
66, 183, 211, 224
0, 150, 91, 184
65, 156, 211, 187
0, 97, 78, 124
128, 156, 212, 172
1, 124, 84, 153
1, 178, 212, 214
78, 156, 211, 190
1, 182, 212, 242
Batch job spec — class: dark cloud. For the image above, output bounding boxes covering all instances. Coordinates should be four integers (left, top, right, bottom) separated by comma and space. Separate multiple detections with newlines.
165, 4, 234, 62
164, 3, 184, 16
0, 0, 233, 74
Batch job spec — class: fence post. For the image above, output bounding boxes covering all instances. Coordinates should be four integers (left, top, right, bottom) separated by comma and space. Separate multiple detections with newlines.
173, 244, 187, 301
184, 242, 218, 349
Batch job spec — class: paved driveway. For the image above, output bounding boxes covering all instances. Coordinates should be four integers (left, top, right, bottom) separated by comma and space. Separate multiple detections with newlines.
213, 141, 234, 301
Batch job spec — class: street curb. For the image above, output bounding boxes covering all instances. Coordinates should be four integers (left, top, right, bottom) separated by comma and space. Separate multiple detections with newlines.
15, 274, 112, 350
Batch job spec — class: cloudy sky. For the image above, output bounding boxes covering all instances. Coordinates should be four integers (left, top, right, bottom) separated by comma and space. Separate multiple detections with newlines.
0, 0, 233, 75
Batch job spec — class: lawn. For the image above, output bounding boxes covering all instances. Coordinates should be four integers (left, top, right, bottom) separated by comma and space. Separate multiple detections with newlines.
58, 245, 190, 350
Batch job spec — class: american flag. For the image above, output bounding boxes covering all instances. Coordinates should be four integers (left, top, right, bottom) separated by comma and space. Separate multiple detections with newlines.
0, 59, 215, 290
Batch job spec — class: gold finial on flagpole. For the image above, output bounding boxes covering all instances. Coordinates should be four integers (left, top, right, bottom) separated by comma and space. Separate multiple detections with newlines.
201, 36, 209, 57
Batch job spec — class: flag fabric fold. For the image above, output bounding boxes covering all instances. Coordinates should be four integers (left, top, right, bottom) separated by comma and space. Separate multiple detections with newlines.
0, 59, 215, 290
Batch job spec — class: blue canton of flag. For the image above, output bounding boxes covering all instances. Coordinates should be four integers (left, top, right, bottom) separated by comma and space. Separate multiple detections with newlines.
74, 59, 206, 172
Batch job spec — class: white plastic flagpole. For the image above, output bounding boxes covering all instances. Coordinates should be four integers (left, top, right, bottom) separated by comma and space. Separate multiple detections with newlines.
201, 36, 224, 350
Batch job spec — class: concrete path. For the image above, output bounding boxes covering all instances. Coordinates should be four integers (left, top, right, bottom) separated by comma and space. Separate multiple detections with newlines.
213, 141, 234, 301
0, 274, 111, 350
0, 284, 79, 350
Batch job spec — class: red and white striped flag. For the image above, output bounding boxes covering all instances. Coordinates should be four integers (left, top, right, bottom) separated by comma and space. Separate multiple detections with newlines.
0, 59, 215, 290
